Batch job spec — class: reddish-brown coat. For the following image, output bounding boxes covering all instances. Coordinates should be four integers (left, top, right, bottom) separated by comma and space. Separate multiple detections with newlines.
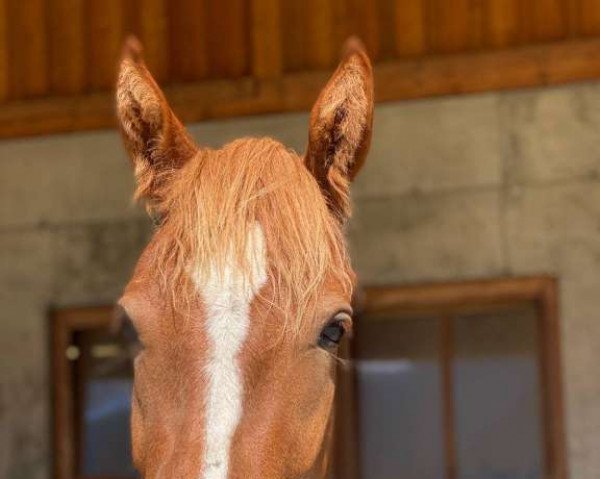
115, 36, 374, 479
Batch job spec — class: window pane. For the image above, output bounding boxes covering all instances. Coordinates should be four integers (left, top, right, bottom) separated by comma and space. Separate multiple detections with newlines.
355, 316, 445, 479
453, 307, 544, 479
77, 330, 138, 477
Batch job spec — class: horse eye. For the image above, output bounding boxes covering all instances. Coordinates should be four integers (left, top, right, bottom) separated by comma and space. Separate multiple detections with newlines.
318, 313, 351, 350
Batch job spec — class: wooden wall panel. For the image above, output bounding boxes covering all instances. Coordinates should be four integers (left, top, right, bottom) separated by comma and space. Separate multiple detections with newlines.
3, 0, 600, 137
576, 0, 600, 36
347, 0, 380, 61
206, 0, 250, 77
522, 0, 568, 41
330, 0, 353, 52
135, 0, 169, 83
484, 0, 521, 48
251, 0, 282, 79
429, 0, 482, 53
48, 0, 86, 95
0, 0, 7, 102
281, 1, 306, 72
87, 0, 125, 91
7, 0, 48, 98
375, 0, 398, 60
394, 0, 426, 56
168, 0, 209, 81
305, 0, 335, 69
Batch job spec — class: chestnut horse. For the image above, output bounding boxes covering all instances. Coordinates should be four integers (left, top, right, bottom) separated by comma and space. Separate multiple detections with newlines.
115, 36, 373, 479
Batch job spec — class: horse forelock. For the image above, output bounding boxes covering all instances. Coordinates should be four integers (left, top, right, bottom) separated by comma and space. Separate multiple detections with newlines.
150, 137, 354, 331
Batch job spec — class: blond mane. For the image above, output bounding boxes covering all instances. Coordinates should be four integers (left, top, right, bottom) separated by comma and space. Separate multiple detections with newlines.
149, 137, 353, 328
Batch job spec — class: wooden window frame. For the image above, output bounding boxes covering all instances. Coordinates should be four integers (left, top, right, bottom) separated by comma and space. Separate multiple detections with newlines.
51, 305, 115, 479
335, 276, 567, 479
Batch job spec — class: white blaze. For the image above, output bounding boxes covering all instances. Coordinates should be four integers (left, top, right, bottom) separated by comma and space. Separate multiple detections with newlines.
192, 224, 267, 479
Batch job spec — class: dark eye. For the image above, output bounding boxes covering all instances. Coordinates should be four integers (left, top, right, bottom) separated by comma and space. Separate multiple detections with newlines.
318, 312, 352, 350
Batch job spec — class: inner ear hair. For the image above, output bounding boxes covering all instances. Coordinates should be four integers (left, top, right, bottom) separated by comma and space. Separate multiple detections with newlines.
116, 36, 197, 212
306, 37, 374, 223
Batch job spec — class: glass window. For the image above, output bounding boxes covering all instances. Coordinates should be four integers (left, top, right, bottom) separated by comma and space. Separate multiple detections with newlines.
453, 308, 544, 479
355, 315, 445, 479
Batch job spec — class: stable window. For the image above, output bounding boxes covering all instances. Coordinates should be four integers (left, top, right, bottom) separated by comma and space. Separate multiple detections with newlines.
51, 306, 136, 479
333, 277, 567, 479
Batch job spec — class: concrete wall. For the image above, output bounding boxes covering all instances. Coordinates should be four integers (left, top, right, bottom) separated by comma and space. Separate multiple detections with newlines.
3, 81, 600, 478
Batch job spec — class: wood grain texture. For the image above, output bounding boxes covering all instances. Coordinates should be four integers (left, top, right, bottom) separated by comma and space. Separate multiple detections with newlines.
305, 0, 335, 69
168, 0, 209, 81
363, 277, 556, 314
331, 0, 352, 52
576, 0, 600, 36
206, 0, 249, 78
330, 338, 360, 479
394, 0, 426, 56
87, 0, 124, 90
427, 0, 483, 53
251, 0, 282, 79
375, 38, 600, 100
7, 0, 48, 98
428, 0, 473, 53
48, 0, 86, 94
440, 315, 457, 479
281, 0, 306, 72
347, 0, 380, 60
484, 0, 521, 48
376, 0, 398, 60
52, 316, 74, 479
4, 38, 600, 139
538, 279, 568, 479
0, 0, 7, 102
521, 0, 568, 41
2, 0, 600, 136
136, 0, 169, 82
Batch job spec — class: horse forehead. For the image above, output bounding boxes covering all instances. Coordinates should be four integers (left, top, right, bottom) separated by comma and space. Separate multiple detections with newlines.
190, 223, 268, 479
194, 223, 268, 303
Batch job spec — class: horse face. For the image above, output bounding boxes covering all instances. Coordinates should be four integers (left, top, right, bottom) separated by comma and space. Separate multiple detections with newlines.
119, 239, 352, 479
116, 37, 373, 479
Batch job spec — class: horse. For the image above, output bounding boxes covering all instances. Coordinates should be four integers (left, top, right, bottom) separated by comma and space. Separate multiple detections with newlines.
115, 35, 373, 479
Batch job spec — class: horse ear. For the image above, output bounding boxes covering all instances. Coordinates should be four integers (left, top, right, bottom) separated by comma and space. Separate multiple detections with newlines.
116, 36, 197, 213
305, 37, 374, 223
